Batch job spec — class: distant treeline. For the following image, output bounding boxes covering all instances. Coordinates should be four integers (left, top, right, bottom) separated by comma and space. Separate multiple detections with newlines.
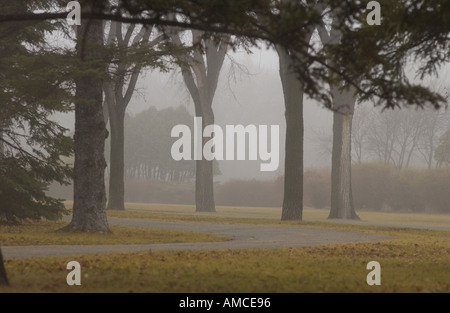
122, 163, 450, 213
49, 162, 450, 213
105, 106, 219, 183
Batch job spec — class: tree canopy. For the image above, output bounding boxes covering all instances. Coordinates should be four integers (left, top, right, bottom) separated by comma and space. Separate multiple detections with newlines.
2, 0, 448, 109
0, 0, 73, 223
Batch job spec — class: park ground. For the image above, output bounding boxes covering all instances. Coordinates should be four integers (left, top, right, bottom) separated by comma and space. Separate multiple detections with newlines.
1, 204, 449, 293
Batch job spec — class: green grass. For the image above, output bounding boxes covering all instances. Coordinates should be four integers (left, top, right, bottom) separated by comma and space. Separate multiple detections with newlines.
1, 220, 449, 293
0, 220, 228, 246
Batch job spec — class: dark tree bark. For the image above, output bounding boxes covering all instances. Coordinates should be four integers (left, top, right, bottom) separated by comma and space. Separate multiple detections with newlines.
275, 1, 325, 221
62, 14, 109, 232
277, 47, 304, 221
0, 248, 8, 286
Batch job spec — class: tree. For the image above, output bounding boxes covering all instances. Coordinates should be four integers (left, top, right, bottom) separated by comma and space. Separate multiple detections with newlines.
317, 15, 359, 220
0, 0, 73, 223
328, 86, 359, 219
103, 21, 166, 210
2, 1, 448, 110
169, 28, 230, 212
417, 109, 450, 169
1, 0, 448, 226
435, 129, 450, 167
104, 106, 218, 183
62, 1, 109, 232
351, 104, 372, 163
0, 0, 73, 286
276, 46, 306, 220
275, 0, 324, 221
357, 107, 449, 169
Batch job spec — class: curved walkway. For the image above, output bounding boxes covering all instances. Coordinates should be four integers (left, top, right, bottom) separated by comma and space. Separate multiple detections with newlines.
2, 217, 390, 259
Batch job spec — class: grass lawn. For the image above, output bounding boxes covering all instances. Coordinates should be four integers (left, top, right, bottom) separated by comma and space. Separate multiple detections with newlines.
95, 202, 450, 228
1, 204, 449, 293
0, 220, 228, 246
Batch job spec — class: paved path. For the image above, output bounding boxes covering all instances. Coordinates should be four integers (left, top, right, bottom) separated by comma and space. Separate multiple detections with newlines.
2, 217, 390, 259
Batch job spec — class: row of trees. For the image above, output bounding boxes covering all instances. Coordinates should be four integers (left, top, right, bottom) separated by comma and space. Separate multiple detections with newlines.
315, 105, 450, 169
105, 106, 220, 183
213, 165, 450, 214
1, 0, 449, 285
1, 0, 448, 226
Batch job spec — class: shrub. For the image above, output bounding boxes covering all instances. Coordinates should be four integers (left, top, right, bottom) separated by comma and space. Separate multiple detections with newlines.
46, 163, 450, 214
422, 167, 450, 213
215, 177, 283, 207
352, 163, 392, 211
387, 168, 426, 212
124, 179, 195, 205
303, 169, 330, 209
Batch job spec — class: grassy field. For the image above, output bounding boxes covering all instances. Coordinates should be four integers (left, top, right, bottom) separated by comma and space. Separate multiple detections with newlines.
1, 203, 449, 293
0, 220, 228, 246
98, 202, 450, 228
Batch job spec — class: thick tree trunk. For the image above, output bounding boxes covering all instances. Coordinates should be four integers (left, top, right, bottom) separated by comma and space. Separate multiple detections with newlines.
107, 107, 125, 210
316, 11, 358, 219
278, 48, 304, 221
282, 100, 304, 221
329, 89, 359, 220
62, 16, 109, 232
195, 105, 216, 212
0, 248, 8, 286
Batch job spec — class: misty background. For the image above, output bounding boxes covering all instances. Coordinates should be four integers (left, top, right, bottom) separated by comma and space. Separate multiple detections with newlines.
54, 45, 450, 182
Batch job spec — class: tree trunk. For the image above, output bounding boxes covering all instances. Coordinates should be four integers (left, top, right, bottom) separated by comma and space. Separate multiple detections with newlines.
329, 89, 359, 220
282, 100, 304, 221
195, 105, 216, 212
0, 129, 4, 156
62, 16, 109, 232
277, 48, 304, 221
168, 30, 228, 213
107, 107, 125, 210
316, 11, 359, 220
0, 248, 8, 286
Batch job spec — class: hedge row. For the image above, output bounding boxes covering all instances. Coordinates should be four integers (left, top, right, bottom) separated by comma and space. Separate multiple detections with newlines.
49, 163, 450, 213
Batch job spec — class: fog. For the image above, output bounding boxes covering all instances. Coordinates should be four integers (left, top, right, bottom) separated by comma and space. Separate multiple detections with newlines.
53, 44, 449, 183
114, 46, 335, 181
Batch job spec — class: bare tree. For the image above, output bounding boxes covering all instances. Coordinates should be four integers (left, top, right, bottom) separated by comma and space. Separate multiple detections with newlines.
169, 29, 229, 212
420, 110, 450, 168
435, 129, 450, 167
103, 21, 163, 210
351, 104, 372, 163
362, 107, 449, 169
365, 108, 400, 165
